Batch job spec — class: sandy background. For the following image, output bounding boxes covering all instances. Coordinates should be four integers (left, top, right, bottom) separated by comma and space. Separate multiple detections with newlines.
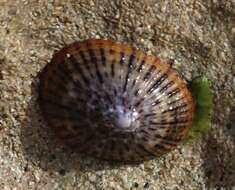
0, 0, 235, 189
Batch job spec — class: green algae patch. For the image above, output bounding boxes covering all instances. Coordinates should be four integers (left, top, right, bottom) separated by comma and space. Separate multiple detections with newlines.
188, 76, 213, 140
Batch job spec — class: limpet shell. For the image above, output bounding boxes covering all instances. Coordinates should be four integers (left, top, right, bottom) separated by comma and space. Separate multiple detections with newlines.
39, 39, 194, 162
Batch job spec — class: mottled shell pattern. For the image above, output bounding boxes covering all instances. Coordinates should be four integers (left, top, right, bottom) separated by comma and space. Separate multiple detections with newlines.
39, 39, 194, 162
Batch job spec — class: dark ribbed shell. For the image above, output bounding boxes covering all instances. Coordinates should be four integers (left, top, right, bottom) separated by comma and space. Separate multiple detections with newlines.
39, 39, 194, 162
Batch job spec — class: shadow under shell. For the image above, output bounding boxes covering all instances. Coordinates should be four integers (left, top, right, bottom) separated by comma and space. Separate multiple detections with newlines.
39, 39, 194, 162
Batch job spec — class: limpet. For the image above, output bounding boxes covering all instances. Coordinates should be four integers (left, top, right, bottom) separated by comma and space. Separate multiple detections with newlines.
39, 39, 194, 161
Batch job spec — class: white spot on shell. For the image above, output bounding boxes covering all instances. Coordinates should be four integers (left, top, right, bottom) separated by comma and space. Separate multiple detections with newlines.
115, 113, 132, 128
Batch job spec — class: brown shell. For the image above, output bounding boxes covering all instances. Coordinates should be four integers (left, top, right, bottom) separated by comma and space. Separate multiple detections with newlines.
39, 39, 194, 162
